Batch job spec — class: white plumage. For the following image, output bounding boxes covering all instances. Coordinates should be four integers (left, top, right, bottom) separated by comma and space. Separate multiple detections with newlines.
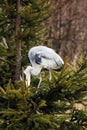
24, 46, 64, 88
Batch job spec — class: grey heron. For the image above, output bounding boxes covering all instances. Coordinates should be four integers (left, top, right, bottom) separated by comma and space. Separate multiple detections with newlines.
24, 46, 64, 88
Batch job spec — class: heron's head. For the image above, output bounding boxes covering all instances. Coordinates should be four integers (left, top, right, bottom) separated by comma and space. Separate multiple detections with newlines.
56, 57, 64, 71
24, 66, 32, 87
58, 61, 64, 71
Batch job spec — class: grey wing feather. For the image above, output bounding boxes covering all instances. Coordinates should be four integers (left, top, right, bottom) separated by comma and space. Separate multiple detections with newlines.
34, 53, 42, 64
36, 49, 64, 68
35, 50, 58, 68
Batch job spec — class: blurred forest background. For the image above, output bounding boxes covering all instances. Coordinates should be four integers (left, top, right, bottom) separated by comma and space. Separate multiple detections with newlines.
48, 0, 87, 65
0, 0, 87, 130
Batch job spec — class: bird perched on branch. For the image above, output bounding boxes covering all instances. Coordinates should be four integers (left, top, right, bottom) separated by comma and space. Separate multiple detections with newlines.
24, 46, 64, 88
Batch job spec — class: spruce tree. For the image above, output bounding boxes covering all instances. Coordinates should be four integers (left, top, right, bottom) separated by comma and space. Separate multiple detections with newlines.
0, 55, 87, 130
0, 0, 50, 86
0, 1, 87, 130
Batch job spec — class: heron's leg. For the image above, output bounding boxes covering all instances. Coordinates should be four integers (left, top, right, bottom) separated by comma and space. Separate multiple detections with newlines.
49, 70, 52, 81
43, 66, 52, 80
37, 73, 42, 88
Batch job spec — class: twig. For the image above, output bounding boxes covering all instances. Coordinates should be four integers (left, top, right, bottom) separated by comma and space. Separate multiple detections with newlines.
0, 57, 15, 66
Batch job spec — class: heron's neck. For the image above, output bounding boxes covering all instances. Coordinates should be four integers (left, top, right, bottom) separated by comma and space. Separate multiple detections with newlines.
24, 69, 31, 87
31, 66, 42, 75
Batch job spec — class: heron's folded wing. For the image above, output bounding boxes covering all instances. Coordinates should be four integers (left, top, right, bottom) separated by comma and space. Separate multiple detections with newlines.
34, 51, 53, 66
35, 50, 64, 68
34, 51, 53, 64
36, 50, 53, 59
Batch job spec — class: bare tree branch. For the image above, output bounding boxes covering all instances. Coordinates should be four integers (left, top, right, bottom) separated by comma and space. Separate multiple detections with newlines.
0, 57, 15, 66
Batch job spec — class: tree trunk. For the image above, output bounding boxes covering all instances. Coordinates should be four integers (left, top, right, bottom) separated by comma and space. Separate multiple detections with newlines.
48, 0, 87, 64
15, 0, 21, 80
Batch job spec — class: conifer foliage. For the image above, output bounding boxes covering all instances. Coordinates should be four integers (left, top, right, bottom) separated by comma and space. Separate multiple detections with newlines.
0, 55, 87, 130
0, 0, 50, 86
